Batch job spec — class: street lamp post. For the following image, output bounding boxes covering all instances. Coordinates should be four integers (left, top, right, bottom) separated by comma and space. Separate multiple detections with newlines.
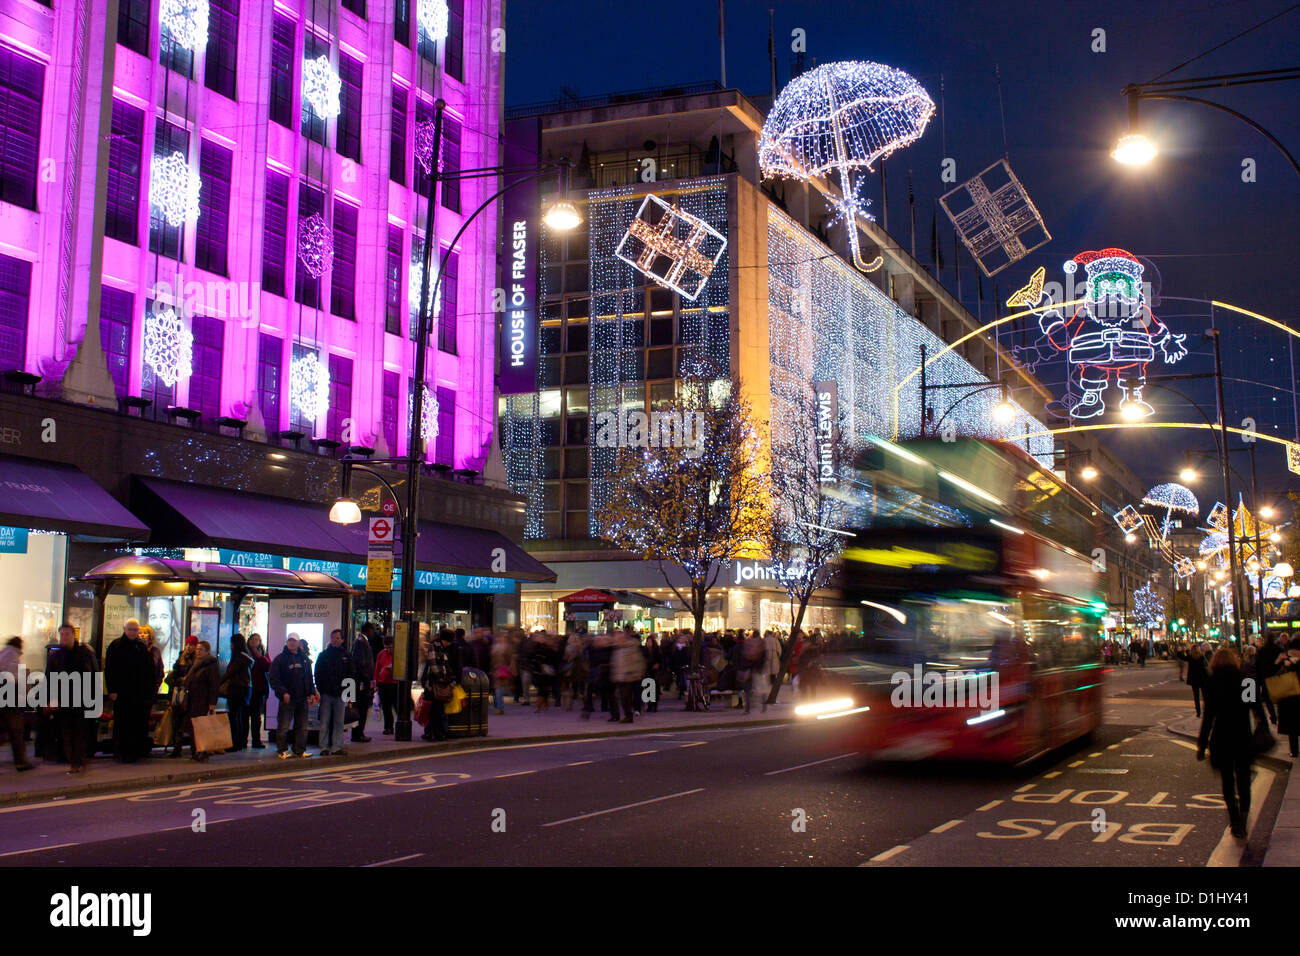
1207, 324, 1244, 644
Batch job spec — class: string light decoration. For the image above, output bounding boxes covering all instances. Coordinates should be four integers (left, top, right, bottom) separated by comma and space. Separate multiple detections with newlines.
1142, 482, 1199, 539
302, 55, 341, 120
160, 0, 210, 50
409, 384, 440, 444
414, 121, 438, 175
297, 213, 334, 278
939, 159, 1051, 278
149, 151, 201, 227
290, 351, 331, 421
614, 194, 727, 300
1133, 583, 1164, 628
766, 206, 1053, 467
1113, 504, 1144, 534
759, 61, 935, 273
417, 0, 450, 40
1174, 556, 1195, 580
143, 306, 193, 388
1289, 442, 1300, 476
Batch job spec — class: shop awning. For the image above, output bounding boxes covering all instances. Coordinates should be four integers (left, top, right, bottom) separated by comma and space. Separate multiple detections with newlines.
132, 477, 554, 582
0, 454, 148, 539
73, 555, 356, 597
558, 588, 619, 604
611, 589, 672, 609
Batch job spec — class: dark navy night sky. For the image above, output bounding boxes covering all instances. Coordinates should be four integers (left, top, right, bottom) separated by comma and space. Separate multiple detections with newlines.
505, 0, 1300, 495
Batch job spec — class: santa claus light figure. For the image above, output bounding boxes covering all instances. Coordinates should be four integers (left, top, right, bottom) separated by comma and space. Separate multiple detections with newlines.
1010, 248, 1187, 419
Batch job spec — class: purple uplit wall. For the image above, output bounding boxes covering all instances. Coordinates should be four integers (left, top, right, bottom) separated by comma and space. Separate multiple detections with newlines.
0, 0, 502, 469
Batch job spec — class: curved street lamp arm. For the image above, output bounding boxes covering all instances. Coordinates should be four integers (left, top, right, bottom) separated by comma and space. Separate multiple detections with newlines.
1135, 92, 1300, 182
341, 460, 407, 526
928, 382, 1005, 435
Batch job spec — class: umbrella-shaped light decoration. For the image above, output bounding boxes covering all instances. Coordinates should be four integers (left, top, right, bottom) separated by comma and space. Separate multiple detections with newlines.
758, 61, 935, 273
1198, 531, 1228, 569
1142, 482, 1199, 539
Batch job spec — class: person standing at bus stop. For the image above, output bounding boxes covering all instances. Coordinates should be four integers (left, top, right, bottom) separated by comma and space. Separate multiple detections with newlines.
45, 623, 97, 774
271, 635, 317, 759
1197, 644, 1256, 838
104, 618, 156, 763
314, 629, 354, 755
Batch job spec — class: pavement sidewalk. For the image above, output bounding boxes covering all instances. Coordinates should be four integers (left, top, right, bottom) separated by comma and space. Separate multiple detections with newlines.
0, 694, 791, 807
1167, 713, 1299, 866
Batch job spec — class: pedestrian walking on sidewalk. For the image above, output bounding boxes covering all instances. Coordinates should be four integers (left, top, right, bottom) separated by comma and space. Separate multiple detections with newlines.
271, 635, 317, 758
246, 634, 271, 748
314, 629, 354, 755
45, 623, 96, 774
183, 641, 220, 762
376, 635, 397, 734
1, 637, 34, 772
1196, 644, 1256, 839
1185, 643, 1209, 718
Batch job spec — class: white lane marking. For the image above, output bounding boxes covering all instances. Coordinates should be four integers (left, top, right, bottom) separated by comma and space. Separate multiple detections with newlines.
159, 818, 231, 832
567, 761, 593, 767
1079, 768, 1129, 774
930, 819, 963, 834
0, 841, 79, 857
867, 844, 910, 862
764, 753, 857, 776
977, 800, 1003, 812
681, 742, 708, 748
628, 750, 658, 756
363, 853, 424, 867
541, 788, 705, 828
495, 770, 536, 779
1208, 767, 1275, 868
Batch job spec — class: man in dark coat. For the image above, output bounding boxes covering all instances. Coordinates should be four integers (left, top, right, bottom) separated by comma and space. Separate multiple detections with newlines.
313, 629, 354, 755
45, 623, 98, 773
270, 636, 317, 758
350, 631, 375, 744
1257, 633, 1283, 724
103, 619, 156, 762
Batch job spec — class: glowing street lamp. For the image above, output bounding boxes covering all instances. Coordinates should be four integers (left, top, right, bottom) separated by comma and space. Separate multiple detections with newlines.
1179, 467, 1197, 483
1080, 464, 1099, 481
1125, 532, 1137, 545
1120, 399, 1147, 421
1112, 132, 1157, 166
1259, 505, 1275, 520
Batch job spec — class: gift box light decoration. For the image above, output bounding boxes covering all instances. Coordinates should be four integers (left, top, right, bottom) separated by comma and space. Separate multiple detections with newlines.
302, 55, 341, 120
418, 0, 450, 40
1288, 442, 1300, 476
149, 151, 202, 227
409, 384, 440, 444
143, 305, 193, 388
759, 60, 935, 273
160, 0, 210, 51
297, 213, 334, 278
290, 351, 331, 420
1113, 504, 1143, 534
614, 194, 727, 300
939, 159, 1051, 278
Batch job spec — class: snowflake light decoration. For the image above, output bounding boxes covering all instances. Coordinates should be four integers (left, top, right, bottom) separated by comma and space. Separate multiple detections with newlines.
149, 151, 201, 227
143, 306, 193, 388
414, 121, 438, 174
160, 0, 210, 50
418, 0, 450, 40
409, 385, 440, 444
614, 194, 728, 300
290, 352, 330, 421
297, 213, 334, 278
1133, 583, 1164, 628
302, 55, 341, 120
759, 60, 935, 273
409, 255, 442, 318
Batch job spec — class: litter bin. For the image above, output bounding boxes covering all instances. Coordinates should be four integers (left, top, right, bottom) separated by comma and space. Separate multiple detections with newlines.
448, 667, 490, 738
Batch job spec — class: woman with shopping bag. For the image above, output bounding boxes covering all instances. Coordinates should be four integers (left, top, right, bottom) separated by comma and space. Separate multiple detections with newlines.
164, 639, 197, 758
183, 640, 222, 761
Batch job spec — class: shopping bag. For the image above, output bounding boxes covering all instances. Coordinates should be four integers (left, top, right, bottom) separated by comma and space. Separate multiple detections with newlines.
1266, 671, 1300, 701
343, 704, 359, 728
191, 714, 233, 753
153, 707, 176, 747
414, 698, 432, 726
1252, 713, 1277, 755
445, 684, 467, 715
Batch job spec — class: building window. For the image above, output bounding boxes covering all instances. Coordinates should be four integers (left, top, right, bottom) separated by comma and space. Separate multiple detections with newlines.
105, 100, 144, 245
294, 182, 325, 309
337, 52, 363, 163
289, 343, 317, 434
204, 0, 239, 100
160, 16, 195, 78
269, 14, 295, 128
0, 254, 30, 372
330, 200, 357, 320
342, 0, 366, 18
196, 140, 232, 276
300, 32, 328, 146
438, 248, 458, 354
417, 15, 437, 64
440, 115, 461, 213
189, 314, 223, 421
395, 0, 411, 46
99, 286, 132, 398
257, 332, 282, 434
262, 169, 289, 296
383, 369, 399, 454
149, 120, 189, 260
117, 0, 150, 57
445, 0, 465, 82
327, 353, 353, 442
0, 47, 43, 211
140, 300, 176, 417
385, 224, 402, 335
390, 85, 407, 185
435, 385, 454, 466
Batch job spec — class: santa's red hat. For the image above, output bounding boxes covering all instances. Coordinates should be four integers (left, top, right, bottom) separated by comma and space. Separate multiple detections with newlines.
1064, 247, 1142, 281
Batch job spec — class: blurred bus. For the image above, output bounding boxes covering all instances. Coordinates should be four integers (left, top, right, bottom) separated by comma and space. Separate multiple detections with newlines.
799, 438, 1104, 764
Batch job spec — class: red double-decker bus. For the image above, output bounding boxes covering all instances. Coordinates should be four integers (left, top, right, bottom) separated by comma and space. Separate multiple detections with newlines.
798, 438, 1105, 764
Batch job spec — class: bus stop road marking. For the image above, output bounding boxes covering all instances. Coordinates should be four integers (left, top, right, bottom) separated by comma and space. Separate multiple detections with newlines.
1207, 768, 1274, 868
864, 844, 910, 864
976, 800, 1003, 812
1015, 784, 1035, 793
930, 819, 963, 834
0, 842, 78, 858
1068, 760, 1085, 767
1044, 772, 1062, 778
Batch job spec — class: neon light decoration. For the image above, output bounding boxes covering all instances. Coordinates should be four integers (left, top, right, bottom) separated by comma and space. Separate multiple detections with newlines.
160, 0, 210, 51
290, 351, 330, 421
940, 159, 1051, 278
418, 0, 450, 40
1007, 248, 1187, 420
302, 55, 341, 120
297, 213, 334, 278
149, 151, 201, 227
759, 61, 935, 273
614, 194, 728, 300
143, 306, 193, 388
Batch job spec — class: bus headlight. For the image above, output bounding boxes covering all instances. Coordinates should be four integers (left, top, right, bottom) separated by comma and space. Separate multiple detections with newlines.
794, 697, 859, 718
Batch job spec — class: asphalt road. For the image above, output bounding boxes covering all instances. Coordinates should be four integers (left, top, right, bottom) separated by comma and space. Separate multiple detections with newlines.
0, 662, 1283, 867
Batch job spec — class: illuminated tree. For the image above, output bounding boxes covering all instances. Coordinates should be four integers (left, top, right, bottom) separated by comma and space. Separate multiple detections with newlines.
596, 363, 769, 693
